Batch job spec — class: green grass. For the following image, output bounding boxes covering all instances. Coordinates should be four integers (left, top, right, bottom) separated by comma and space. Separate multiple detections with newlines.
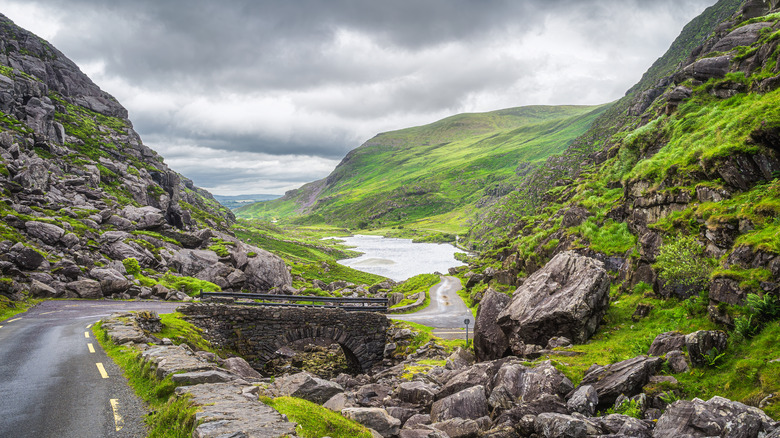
0, 295, 39, 321
92, 321, 197, 438
258, 396, 372, 438
236, 104, 608, 231
390, 274, 439, 309
155, 313, 220, 354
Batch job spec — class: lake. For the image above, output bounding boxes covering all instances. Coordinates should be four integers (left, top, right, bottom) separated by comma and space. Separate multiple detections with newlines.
331, 234, 467, 282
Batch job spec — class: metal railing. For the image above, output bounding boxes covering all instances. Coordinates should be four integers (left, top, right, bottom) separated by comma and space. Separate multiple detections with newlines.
198, 291, 388, 313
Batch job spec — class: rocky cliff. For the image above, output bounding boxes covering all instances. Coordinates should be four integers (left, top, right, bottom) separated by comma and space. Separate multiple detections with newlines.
467, 0, 780, 322
0, 14, 292, 302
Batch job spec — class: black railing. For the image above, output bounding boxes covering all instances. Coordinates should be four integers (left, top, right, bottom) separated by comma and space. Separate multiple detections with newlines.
198, 291, 388, 313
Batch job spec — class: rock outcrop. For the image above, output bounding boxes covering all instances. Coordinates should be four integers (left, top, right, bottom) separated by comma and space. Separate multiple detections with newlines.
497, 251, 611, 347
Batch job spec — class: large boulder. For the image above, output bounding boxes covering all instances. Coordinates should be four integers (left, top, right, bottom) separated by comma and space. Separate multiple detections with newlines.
566, 385, 598, 417
242, 247, 293, 290
577, 355, 663, 409
431, 386, 489, 422
654, 396, 778, 438
9, 244, 45, 270
24, 221, 65, 246
397, 381, 437, 407
491, 360, 573, 404
272, 372, 344, 404
169, 249, 220, 276
66, 279, 103, 299
342, 407, 401, 438
30, 279, 57, 298
685, 330, 729, 368
221, 357, 263, 381
534, 413, 601, 438
473, 288, 511, 361
497, 251, 610, 347
647, 331, 686, 356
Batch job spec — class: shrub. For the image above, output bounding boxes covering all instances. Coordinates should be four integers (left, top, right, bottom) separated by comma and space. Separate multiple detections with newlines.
123, 258, 141, 276
654, 235, 716, 290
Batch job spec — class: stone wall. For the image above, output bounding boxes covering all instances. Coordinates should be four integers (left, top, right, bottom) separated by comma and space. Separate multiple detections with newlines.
179, 304, 389, 373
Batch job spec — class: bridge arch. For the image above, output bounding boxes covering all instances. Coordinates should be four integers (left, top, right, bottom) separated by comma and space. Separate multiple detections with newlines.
179, 304, 389, 374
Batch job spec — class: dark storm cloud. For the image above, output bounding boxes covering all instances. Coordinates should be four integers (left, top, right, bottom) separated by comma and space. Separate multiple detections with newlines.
2, 0, 718, 194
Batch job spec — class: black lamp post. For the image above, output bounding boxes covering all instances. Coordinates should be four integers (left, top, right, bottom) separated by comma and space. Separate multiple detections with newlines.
464, 318, 470, 348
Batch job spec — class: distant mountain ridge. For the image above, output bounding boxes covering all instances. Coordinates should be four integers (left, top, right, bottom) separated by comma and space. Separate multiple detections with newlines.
214, 194, 280, 210
236, 104, 610, 231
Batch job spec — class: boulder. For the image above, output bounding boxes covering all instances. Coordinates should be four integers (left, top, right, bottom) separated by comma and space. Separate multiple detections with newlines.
578, 355, 663, 408
30, 279, 57, 298
685, 330, 728, 367
647, 331, 686, 356
431, 417, 487, 438
598, 414, 653, 438
497, 251, 610, 346
684, 55, 732, 81
342, 407, 401, 438
436, 362, 495, 400
169, 249, 220, 276
9, 245, 45, 270
66, 279, 103, 299
711, 22, 773, 53
445, 348, 475, 370
430, 386, 489, 422
323, 392, 356, 412
242, 247, 293, 290
666, 350, 690, 374
24, 221, 65, 246
222, 357, 263, 381
397, 381, 436, 407
534, 413, 601, 438
473, 288, 511, 361
566, 385, 598, 416
654, 396, 777, 438
272, 372, 344, 404
170, 370, 238, 385
491, 361, 573, 404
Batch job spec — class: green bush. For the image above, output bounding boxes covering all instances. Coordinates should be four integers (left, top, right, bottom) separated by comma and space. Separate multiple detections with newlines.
123, 258, 142, 276
654, 235, 716, 290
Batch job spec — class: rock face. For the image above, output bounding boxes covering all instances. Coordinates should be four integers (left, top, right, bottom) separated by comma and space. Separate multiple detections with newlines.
654, 396, 777, 438
431, 386, 490, 422
0, 14, 296, 306
578, 355, 663, 408
497, 251, 611, 346
473, 288, 511, 361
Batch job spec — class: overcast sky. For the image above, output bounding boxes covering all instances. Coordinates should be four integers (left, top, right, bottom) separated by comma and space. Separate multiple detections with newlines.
1, 0, 716, 196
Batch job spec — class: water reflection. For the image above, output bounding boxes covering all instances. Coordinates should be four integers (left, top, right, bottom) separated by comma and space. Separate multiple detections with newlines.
331, 235, 466, 281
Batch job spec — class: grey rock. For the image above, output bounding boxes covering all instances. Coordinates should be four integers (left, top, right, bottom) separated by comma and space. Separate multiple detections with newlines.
9, 245, 45, 270
242, 246, 293, 290
491, 360, 574, 404
273, 372, 344, 405
567, 385, 598, 416
578, 355, 663, 409
684, 55, 732, 81
497, 251, 610, 347
685, 330, 728, 367
431, 417, 486, 438
342, 407, 401, 438
430, 385, 489, 422
66, 279, 103, 299
445, 348, 475, 370
403, 414, 432, 430
170, 370, 238, 385
534, 412, 601, 438
648, 331, 686, 356
666, 350, 690, 374
599, 413, 653, 438
473, 288, 511, 361
24, 221, 65, 246
221, 357, 262, 381
30, 279, 57, 298
654, 396, 777, 438
711, 22, 773, 53
397, 381, 437, 407
323, 392, 356, 412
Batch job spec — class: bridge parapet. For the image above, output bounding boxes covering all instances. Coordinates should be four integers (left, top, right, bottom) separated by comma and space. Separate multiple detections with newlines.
178, 303, 389, 373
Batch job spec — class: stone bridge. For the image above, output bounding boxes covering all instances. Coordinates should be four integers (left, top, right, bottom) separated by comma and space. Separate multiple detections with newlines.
178, 304, 389, 373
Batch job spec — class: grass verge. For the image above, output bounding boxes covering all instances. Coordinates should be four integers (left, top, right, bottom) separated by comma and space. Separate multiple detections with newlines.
0, 295, 40, 321
258, 396, 372, 438
92, 321, 198, 438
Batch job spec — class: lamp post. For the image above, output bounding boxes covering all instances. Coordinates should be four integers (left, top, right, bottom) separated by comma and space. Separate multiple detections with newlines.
464, 318, 470, 348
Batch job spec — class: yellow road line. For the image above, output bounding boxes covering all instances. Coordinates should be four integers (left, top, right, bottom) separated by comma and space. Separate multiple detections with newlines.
86, 323, 93, 329
0, 325, 3, 329
84, 331, 90, 338
87, 343, 95, 353
110, 399, 124, 431
8, 318, 21, 322
96, 363, 109, 379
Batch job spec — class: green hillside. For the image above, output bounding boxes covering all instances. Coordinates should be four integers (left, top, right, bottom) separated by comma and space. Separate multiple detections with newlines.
236, 104, 610, 232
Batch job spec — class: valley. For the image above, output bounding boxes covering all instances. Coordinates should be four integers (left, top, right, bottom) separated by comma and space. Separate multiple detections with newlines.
2, 0, 780, 437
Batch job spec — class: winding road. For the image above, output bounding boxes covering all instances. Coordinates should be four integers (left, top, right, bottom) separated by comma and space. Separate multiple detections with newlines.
0, 300, 179, 438
389, 276, 475, 339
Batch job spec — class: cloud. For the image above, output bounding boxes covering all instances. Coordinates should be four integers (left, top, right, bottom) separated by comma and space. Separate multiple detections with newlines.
1, 0, 718, 194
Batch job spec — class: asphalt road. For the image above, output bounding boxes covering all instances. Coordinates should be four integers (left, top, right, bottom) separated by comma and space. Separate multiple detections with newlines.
0, 300, 180, 438
389, 276, 475, 339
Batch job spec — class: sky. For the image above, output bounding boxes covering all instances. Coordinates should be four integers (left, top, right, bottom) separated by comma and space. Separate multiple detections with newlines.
1, 0, 717, 196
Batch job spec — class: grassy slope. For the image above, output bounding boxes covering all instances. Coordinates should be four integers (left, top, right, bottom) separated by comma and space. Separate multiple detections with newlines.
236, 105, 609, 232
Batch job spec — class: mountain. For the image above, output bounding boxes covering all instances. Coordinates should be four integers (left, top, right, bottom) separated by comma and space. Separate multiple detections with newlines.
0, 14, 292, 305
236, 104, 609, 232
461, 0, 780, 415
213, 194, 281, 210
